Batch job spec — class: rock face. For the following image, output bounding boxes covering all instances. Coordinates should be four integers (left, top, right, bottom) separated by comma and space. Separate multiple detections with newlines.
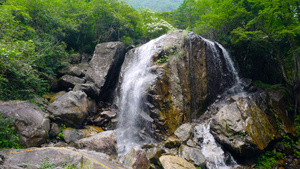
159, 155, 196, 169
75, 130, 117, 157
118, 30, 235, 137
123, 147, 150, 169
85, 41, 125, 100
58, 74, 85, 89
0, 147, 125, 169
0, 101, 50, 147
209, 90, 296, 157
47, 91, 88, 128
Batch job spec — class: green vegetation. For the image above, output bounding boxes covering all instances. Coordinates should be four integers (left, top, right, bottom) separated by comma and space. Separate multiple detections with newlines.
0, 0, 175, 101
57, 124, 66, 140
0, 114, 19, 149
39, 156, 55, 169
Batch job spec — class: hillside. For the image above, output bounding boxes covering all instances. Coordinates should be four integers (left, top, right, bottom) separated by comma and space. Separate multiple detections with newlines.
125, 0, 183, 12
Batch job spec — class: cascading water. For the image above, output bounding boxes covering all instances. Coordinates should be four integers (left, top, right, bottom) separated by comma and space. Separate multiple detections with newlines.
116, 35, 167, 158
198, 37, 242, 169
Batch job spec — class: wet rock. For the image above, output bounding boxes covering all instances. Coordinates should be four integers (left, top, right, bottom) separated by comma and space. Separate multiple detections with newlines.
209, 91, 295, 158
85, 41, 125, 100
174, 123, 194, 142
123, 147, 150, 169
81, 126, 104, 137
179, 145, 206, 167
101, 111, 117, 119
63, 128, 85, 143
73, 83, 100, 99
75, 130, 117, 157
159, 155, 196, 169
50, 123, 60, 138
58, 75, 85, 89
0, 147, 125, 169
0, 101, 50, 147
47, 91, 88, 128
164, 136, 181, 148
146, 147, 162, 164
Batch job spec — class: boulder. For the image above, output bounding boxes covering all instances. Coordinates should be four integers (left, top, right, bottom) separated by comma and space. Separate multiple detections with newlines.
47, 91, 88, 128
63, 128, 85, 143
0, 101, 50, 147
145, 147, 162, 164
85, 41, 125, 100
164, 136, 181, 148
209, 91, 295, 157
123, 147, 150, 169
75, 130, 117, 157
0, 147, 125, 169
179, 145, 206, 167
58, 75, 85, 89
118, 31, 236, 138
49, 123, 60, 138
174, 123, 194, 142
159, 155, 196, 169
73, 83, 100, 99
69, 66, 83, 77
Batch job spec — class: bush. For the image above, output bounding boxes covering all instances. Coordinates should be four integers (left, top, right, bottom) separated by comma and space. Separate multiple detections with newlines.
0, 113, 19, 148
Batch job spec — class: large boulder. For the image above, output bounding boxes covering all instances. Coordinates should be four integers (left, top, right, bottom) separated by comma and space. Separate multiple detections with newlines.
85, 41, 125, 100
58, 75, 85, 89
47, 91, 88, 128
0, 147, 125, 169
118, 30, 236, 138
73, 83, 100, 99
209, 90, 296, 157
123, 147, 150, 169
179, 145, 206, 167
159, 155, 196, 169
174, 123, 194, 142
75, 130, 117, 157
0, 101, 50, 147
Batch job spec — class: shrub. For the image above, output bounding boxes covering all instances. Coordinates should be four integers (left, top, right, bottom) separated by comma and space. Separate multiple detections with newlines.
0, 113, 19, 148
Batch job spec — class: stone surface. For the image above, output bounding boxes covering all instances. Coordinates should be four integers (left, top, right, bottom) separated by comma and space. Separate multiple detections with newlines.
209, 91, 296, 157
73, 83, 100, 99
159, 155, 196, 169
174, 123, 194, 142
49, 123, 60, 138
63, 128, 85, 143
0, 101, 50, 147
58, 75, 85, 89
164, 136, 181, 148
75, 130, 117, 157
123, 147, 150, 169
119, 30, 236, 138
85, 41, 125, 100
0, 147, 125, 169
47, 91, 88, 128
179, 145, 206, 167
145, 147, 162, 164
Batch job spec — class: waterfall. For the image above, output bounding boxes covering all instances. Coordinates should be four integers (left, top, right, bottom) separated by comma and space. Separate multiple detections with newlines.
197, 121, 237, 169
116, 35, 167, 158
202, 37, 244, 95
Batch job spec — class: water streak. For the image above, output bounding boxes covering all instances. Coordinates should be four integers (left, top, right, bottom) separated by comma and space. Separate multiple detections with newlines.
116, 35, 166, 157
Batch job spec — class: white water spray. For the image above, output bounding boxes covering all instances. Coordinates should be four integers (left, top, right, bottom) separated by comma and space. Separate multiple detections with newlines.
116, 35, 166, 157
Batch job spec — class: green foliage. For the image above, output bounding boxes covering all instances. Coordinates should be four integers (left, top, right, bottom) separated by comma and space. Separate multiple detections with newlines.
39, 156, 55, 169
256, 151, 282, 169
126, 0, 183, 12
0, 114, 19, 148
295, 114, 300, 137
57, 124, 66, 140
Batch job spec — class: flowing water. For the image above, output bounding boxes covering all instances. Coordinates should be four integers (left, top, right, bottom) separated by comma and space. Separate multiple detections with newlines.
116, 35, 166, 158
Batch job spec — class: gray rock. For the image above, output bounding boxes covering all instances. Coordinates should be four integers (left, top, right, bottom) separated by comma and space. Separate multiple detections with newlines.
159, 155, 196, 169
0, 101, 50, 147
174, 123, 194, 142
179, 145, 206, 167
87, 100, 97, 115
50, 123, 60, 138
73, 83, 100, 99
47, 91, 88, 128
101, 111, 117, 119
69, 66, 83, 77
0, 147, 125, 169
85, 41, 125, 100
63, 128, 85, 143
123, 147, 150, 169
75, 130, 117, 157
164, 137, 181, 148
146, 147, 162, 164
58, 75, 85, 89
